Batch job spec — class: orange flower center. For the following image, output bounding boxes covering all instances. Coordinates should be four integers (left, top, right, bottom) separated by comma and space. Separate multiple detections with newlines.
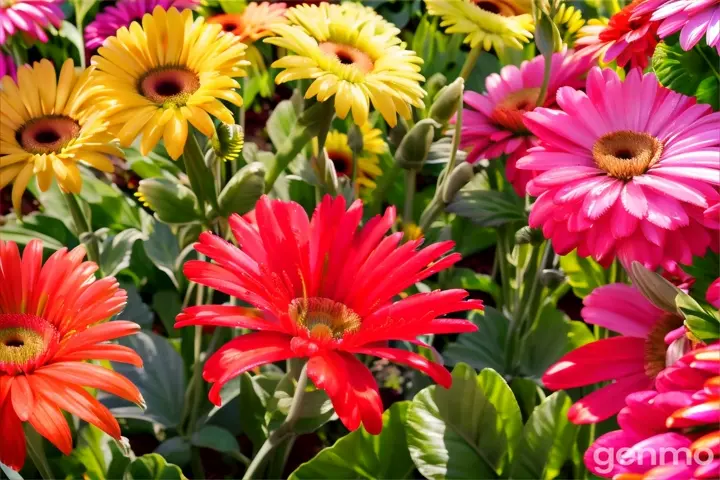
644, 313, 686, 378
288, 297, 361, 341
18, 115, 80, 154
319, 42, 374, 74
473, 0, 523, 16
0, 313, 59, 375
327, 149, 354, 177
491, 87, 540, 133
593, 130, 664, 181
208, 14, 244, 35
139, 67, 200, 106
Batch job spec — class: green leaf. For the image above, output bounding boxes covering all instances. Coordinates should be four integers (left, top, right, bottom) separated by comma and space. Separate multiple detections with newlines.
152, 291, 182, 337
0, 226, 65, 251
71, 0, 98, 26
446, 189, 527, 227
676, 291, 720, 342
58, 21, 84, 60
267, 100, 297, 149
290, 402, 414, 479
447, 268, 501, 304
15, 213, 77, 248
123, 454, 186, 480
144, 220, 181, 288
444, 309, 508, 374
217, 162, 265, 217
154, 438, 190, 469
69, 425, 131, 480
118, 282, 153, 329
652, 40, 718, 97
267, 371, 336, 435
219, 0, 245, 13
407, 364, 523, 478
100, 229, 144, 277
509, 392, 579, 480
695, 76, 720, 110
136, 178, 203, 225
191, 426, 241, 455
559, 250, 608, 298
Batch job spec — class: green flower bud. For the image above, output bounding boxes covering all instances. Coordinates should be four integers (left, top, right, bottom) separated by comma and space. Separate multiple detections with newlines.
395, 119, 440, 170
348, 124, 364, 155
218, 162, 266, 217
425, 72, 448, 106
389, 117, 409, 149
429, 77, 464, 125
535, 10, 562, 56
514, 226, 544, 245
210, 123, 244, 163
441, 162, 474, 203
136, 178, 203, 224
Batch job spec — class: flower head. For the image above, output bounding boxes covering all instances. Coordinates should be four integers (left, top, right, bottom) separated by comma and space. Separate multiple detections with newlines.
267, 2, 426, 127
424, 0, 534, 51
459, 50, 589, 196
543, 283, 691, 424
634, 0, 720, 53
0, 240, 143, 471
85, 0, 199, 51
0, 0, 63, 45
1, 59, 123, 213
91, 6, 249, 159
0, 50, 16, 80
518, 67, 720, 270
177, 195, 481, 434
708, 278, 720, 309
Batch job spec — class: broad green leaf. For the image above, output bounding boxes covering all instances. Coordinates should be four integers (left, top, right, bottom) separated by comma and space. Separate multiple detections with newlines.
152, 291, 182, 337
0, 226, 65, 251
69, 426, 131, 480
16, 213, 77, 249
447, 268, 501, 304
191, 426, 241, 455
696, 76, 720, 110
118, 282, 153, 329
509, 392, 578, 480
144, 220, 181, 288
154, 438, 190, 469
290, 402, 414, 479
136, 178, 202, 225
407, 364, 523, 478
446, 189, 527, 227
123, 454, 185, 480
444, 309, 508, 374
559, 250, 608, 298
100, 229, 143, 277
217, 162, 265, 217
267, 100, 297, 149
75, 168, 142, 230
652, 40, 718, 97
677, 291, 720, 342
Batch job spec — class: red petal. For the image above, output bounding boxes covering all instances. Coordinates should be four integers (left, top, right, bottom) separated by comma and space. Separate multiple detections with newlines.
10, 375, 34, 421
307, 353, 361, 431
568, 373, 653, 424
176, 305, 285, 333
353, 346, 452, 388
0, 398, 26, 471
337, 352, 384, 434
55, 344, 143, 366
28, 394, 72, 455
55, 321, 140, 357
38, 362, 144, 406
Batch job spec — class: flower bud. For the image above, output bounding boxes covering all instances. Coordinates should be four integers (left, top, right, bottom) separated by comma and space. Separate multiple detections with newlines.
348, 124, 364, 155
515, 226, 544, 245
136, 178, 203, 224
210, 123, 244, 163
429, 77, 464, 125
540, 269, 566, 288
389, 117, 409, 149
218, 162, 266, 217
395, 119, 440, 170
425, 72, 447, 106
535, 10, 562, 56
441, 162, 474, 203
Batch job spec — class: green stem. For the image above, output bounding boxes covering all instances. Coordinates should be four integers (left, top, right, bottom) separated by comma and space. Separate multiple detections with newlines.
695, 44, 720, 79
242, 364, 309, 480
403, 169, 416, 225
190, 449, 205, 480
536, 50, 554, 107
369, 162, 399, 216
183, 130, 219, 212
418, 198, 442, 232
459, 46, 482, 81
315, 119, 337, 195
265, 128, 314, 193
64, 192, 100, 267
350, 151, 359, 195
25, 426, 53, 480
240, 77, 248, 130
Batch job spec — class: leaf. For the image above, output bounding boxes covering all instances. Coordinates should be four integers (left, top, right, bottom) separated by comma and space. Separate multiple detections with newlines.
290, 402, 414, 479
447, 268, 500, 304
677, 291, 720, 343
104, 331, 186, 428
219, 0, 245, 13
100, 229, 144, 277
695, 76, 720, 110
143, 220, 181, 288
630, 261, 682, 313
509, 392, 579, 480
136, 177, 203, 225
123, 454, 186, 480
444, 309, 508, 374
0, 226, 65, 251
446, 189, 527, 227
71, 0, 98, 26
17, 213, 77, 248
559, 250, 608, 298
58, 21, 84, 60
217, 162, 266, 217
191, 426, 241, 455
406, 364, 523, 478
118, 282, 153, 329
652, 40, 718, 97
154, 438, 191, 469
267, 100, 298, 149
70, 425, 131, 480
267, 371, 336, 435
152, 291, 182, 337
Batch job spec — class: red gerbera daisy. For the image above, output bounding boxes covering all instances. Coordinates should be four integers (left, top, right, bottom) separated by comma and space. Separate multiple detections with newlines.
176, 195, 481, 434
0, 240, 143, 471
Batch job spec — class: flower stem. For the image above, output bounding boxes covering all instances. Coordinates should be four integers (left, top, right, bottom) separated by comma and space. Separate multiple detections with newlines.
24, 425, 53, 480
315, 119, 337, 195
459, 46, 482, 81
535, 50, 554, 107
403, 169, 416, 225
265, 128, 314, 193
242, 364, 309, 480
64, 192, 100, 267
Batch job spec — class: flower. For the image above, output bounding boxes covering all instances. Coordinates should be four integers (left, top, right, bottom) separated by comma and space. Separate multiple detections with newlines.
85, 0, 199, 52
542, 283, 689, 424
424, 0, 534, 51
0, 0, 63, 45
708, 278, 720, 309
553, 3, 585, 43
315, 123, 386, 193
0, 240, 143, 471
574, 0, 659, 69
458, 50, 589, 196
176, 195, 482, 433
0, 50, 16, 80
634, 0, 720, 53
91, 6, 249, 160
517, 67, 720, 270
0, 59, 123, 213
267, 2, 426, 127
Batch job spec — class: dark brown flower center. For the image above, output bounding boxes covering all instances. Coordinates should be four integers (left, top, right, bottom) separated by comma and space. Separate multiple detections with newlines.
327, 150, 353, 177
319, 42, 374, 74
288, 297, 361, 341
0, 313, 59, 375
491, 87, 540, 133
17, 115, 80, 154
139, 67, 200, 106
593, 130, 663, 180
473, 0, 520, 16
644, 313, 685, 378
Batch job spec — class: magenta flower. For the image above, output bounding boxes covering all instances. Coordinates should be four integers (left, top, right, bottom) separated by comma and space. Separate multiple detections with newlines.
634, 0, 720, 53
0, 0, 63, 45
84, 0, 198, 51
518, 67, 720, 270
708, 278, 720, 308
0, 51, 16, 80
457, 50, 589, 196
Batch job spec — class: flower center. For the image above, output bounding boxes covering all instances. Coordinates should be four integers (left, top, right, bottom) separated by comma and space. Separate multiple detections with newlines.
288, 297, 361, 341
491, 87, 540, 133
473, 0, 521, 16
327, 150, 353, 177
0, 313, 59, 375
139, 67, 200, 106
319, 42, 374, 74
17, 115, 80, 154
592, 130, 663, 180
644, 313, 685, 379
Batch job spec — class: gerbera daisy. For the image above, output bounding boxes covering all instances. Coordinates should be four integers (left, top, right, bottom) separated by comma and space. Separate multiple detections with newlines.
267, 2, 426, 127
542, 283, 689, 424
424, 0, 534, 52
708, 278, 720, 308
574, 0, 659, 69
0, 59, 123, 213
91, 6, 249, 160
176, 195, 481, 434
0, 240, 143, 471
517, 67, 720, 270
85, 0, 199, 52
314, 122, 386, 193
458, 50, 589, 196
0, 50, 16, 80
634, 0, 720, 53
0, 0, 63, 45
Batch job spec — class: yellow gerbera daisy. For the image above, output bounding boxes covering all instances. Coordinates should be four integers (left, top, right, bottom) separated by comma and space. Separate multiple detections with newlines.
91, 6, 249, 160
266, 3, 426, 127
425, 0, 534, 51
553, 3, 585, 42
314, 123, 386, 192
0, 59, 122, 212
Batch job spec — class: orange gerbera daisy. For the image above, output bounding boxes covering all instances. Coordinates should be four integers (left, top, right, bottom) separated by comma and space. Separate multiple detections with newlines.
207, 2, 286, 44
0, 240, 143, 471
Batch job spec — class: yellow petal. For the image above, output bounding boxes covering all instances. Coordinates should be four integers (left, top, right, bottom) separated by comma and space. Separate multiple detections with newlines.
163, 112, 188, 160
11, 163, 34, 213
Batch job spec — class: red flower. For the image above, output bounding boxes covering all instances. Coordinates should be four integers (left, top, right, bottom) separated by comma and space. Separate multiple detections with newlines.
0, 240, 143, 471
177, 196, 481, 434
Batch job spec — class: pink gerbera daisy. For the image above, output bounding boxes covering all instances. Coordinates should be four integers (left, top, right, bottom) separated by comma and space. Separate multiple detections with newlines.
176, 195, 481, 434
708, 278, 720, 308
84, 0, 199, 51
542, 283, 688, 424
458, 50, 589, 196
634, 0, 720, 53
0, 0, 63, 45
0, 50, 16, 80
518, 67, 720, 270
